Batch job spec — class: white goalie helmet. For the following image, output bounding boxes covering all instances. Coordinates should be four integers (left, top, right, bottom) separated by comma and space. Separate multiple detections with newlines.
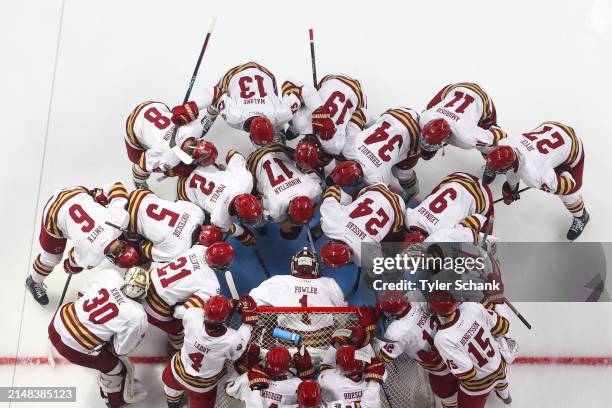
122, 267, 150, 300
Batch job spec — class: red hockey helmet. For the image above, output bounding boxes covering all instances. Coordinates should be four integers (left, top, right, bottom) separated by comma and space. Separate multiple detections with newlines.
295, 139, 319, 169
198, 225, 223, 247
330, 161, 363, 187
250, 116, 274, 146
265, 346, 292, 377
205, 242, 235, 270
297, 380, 322, 408
422, 118, 451, 147
336, 345, 363, 374
193, 140, 218, 167
232, 194, 263, 224
288, 196, 315, 225
427, 290, 458, 317
106, 240, 140, 268
291, 247, 320, 278
487, 145, 517, 172
379, 291, 410, 317
320, 240, 352, 268
404, 231, 427, 245
204, 295, 232, 324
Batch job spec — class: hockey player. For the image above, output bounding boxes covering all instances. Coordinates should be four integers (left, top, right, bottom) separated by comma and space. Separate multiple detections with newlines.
338, 106, 422, 201
126, 188, 205, 262
125, 100, 214, 189
290, 73, 368, 164
318, 344, 385, 407
249, 247, 346, 343
297, 380, 323, 408
162, 294, 258, 408
48, 267, 150, 407
419, 82, 506, 161
405, 172, 494, 244
484, 121, 588, 240
172, 61, 320, 145
374, 291, 458, 408
177, 149, 263, 247
144, 226, 235, 350
430, 292, 513, 408
27, 182, 140, 306
225, 345, 313, 407
319, 184, 406, 268
246, 142, 322, 239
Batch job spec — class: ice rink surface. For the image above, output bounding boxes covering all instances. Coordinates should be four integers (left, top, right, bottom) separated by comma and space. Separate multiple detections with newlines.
2, 0, 612, 406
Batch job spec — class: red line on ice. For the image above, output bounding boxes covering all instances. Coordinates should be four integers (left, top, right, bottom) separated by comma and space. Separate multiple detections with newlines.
1, 356, 612, 366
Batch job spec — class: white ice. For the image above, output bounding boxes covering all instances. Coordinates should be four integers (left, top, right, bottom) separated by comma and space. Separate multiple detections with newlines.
1, 0, 612, 406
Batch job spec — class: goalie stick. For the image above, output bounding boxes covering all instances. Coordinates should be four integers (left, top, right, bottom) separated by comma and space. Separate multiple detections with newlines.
169, 16, 218, 164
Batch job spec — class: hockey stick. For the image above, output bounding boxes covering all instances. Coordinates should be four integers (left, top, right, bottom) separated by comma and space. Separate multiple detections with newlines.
169, 16, 218, 164
305, 223, 316, 253
48, 274, 72, 366
308, 28, 317, 86
254, 246, 272, 279
105, 221, 127, 232
493, 187, 530, 204
344, 266, 361, 302
224, 270, 240, 325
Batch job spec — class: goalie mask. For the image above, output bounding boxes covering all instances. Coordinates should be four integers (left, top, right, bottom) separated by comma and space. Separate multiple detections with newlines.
122, 267, 150, 300
291, 247, 320, 278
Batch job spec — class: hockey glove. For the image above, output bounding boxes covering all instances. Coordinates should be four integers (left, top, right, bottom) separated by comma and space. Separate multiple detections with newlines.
63, 258, 83, 275
292, 346, 315, 379
235, 228, 256, 247
164, 162, 195, 177
239, 295, 258, 326
234, 343, 261, 375
171, 101, 199, 126
416, 349, 444, 371
357, 305, 380, 333
364, 358, 385, 383
247, 364, 269, 391
311, 105, 336, 140
502, 182, 520, 205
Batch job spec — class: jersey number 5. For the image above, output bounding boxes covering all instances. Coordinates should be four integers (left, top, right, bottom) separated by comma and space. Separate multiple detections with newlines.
146, 204, 180, 227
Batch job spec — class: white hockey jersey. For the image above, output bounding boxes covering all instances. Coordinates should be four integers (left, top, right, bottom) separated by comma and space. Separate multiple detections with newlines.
319, 369, 381, 408
247, 144, 323, 223
177, 153, 253, 232
249, 274, 346, 333
291, 74, 368, 156
43, 184, 129, 269
342, 107, 421, 186
125, 101, 203, 172
434, 302, 510, 396
127, 189, 205, 262
171, 308, 252, 393
419, 83, 505, 152
52, 269, 147, 356
197, 62, 304, 132
226, 372, 302, 408
143, 245, 221, 322
499, 121, 583, 195
320, 185, 405, 266
373, 303, 449, 375
406, 173, 492, 243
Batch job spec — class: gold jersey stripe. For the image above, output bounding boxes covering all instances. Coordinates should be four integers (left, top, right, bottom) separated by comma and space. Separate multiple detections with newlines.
217, 62, 277, 97
45, 188, 89, 237
491, 315, 510, 337
384, 108, 421, 156
542, 121, 581, 166
490, 127, 507, 144
444, 83, 492, 124
145, 281, 173, 318
349, 108, 367, 129
127, 189, 152, 234
176, 176, 189, 202
246, 143, 286, 175
60, 303, 103, 350
184, 294, 206, 310
174, 353, 227, 388
456, 366, 477, 381
418, 359, 447, 373
360, 184, 405, 233
281, 81, 303, 101
125, 101, 156, 149
108, 183, 128, 201
460, 360, 507, 392
319, 74, 365, 109
439, 174, 487, 214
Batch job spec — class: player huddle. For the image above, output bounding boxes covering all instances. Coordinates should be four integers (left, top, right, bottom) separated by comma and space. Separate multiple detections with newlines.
25, 59, 585, 408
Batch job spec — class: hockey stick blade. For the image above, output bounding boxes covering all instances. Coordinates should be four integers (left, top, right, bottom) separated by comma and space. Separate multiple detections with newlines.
171, 145, 194, 165
225, 270, 239, 300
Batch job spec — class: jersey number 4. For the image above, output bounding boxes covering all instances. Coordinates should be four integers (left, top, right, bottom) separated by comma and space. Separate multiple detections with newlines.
349, 198, 390, 235
363, 121, 404, 161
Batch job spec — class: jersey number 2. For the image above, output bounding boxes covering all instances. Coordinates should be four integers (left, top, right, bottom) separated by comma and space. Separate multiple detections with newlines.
156, 257, 192, 288
349, 197, 390, 235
